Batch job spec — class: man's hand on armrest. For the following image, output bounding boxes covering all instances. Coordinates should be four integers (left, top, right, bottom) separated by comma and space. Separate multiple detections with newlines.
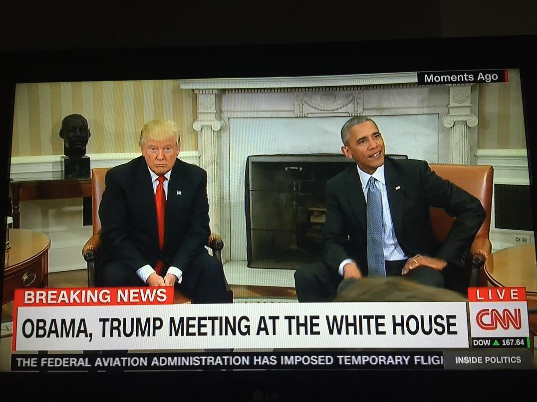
402, 254, 447, 276
343, 262, 363, 279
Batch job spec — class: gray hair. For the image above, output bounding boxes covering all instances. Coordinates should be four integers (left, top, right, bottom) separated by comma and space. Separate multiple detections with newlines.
340, 116, 378, 145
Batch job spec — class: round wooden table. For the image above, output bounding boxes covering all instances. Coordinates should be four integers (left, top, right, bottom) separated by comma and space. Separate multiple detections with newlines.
485, 244, 537, 348
485, 244, 537, 299
3, 229, 50, 304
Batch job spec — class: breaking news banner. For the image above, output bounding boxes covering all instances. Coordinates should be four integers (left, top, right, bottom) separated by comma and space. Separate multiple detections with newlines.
12, 287, 469, 351
417, 70, 508, 85
467, 287, 531, 349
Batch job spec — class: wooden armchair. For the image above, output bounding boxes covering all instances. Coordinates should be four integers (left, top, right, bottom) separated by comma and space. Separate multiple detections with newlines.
429, 164, 494, 288
82, 168, 232, 302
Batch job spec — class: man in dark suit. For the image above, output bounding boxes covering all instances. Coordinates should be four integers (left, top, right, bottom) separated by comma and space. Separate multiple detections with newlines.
294, 116, 485, 302
95, 119, 229, 303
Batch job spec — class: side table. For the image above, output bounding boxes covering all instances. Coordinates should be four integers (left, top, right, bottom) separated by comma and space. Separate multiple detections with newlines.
3, 229, 51, 304
10, 178, 91, 228
485, 244, 537, 298
485, 244, 537, 354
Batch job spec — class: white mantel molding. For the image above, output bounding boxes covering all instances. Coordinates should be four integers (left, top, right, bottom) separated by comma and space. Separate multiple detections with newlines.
441, 86, 478, 165
179, 72, 418, 91
192, 90, 224, 132
193, 120, 224, 131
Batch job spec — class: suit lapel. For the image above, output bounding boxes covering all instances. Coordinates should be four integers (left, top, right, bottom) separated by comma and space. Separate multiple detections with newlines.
134, 157, 159, 241
165, 159, 184, 238
384, 158, 404, 240
343, 165, 367, 233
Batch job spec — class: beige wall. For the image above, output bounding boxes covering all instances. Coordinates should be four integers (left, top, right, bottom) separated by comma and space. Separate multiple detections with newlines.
11, 80, 197, 157
478, 69, 527, 149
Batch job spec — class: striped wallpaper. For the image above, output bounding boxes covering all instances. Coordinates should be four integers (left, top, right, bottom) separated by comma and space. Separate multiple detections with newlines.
11, 79, 198, 157
478, 69, 526, 149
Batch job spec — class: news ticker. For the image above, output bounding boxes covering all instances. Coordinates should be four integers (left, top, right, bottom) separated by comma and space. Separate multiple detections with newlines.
10, 349, 535, 372
11, 287, 531, 352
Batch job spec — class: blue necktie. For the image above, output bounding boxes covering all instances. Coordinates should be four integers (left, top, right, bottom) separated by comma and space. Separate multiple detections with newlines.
366, 177, 386, 277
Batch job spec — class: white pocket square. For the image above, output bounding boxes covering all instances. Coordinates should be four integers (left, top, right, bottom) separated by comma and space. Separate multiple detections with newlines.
177, 190, 182, 196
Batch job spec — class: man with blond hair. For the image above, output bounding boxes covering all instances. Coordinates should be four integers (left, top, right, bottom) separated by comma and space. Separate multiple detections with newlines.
96, 119, 229, 303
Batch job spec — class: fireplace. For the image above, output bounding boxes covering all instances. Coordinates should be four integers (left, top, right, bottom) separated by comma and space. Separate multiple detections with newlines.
245, 154, 353, 269
180, 73, 480, 264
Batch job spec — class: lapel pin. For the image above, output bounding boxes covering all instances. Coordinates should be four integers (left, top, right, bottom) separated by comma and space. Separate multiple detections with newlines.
177, 190, 182, 196
395, 186, 401, 190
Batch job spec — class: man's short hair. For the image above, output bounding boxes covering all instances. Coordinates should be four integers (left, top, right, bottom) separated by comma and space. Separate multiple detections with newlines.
340, 116, 378, 145
139, 120, 181, 147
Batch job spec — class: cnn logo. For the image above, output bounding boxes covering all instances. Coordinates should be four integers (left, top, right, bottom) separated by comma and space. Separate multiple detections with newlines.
475, 308, 522, 330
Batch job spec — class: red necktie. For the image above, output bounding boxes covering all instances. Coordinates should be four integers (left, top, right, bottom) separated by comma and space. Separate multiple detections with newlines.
154, 175, 166, 275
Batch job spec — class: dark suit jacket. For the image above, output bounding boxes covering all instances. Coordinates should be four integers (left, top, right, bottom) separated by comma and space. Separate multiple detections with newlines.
322, 157, 486, 276
96, 156, 210, 280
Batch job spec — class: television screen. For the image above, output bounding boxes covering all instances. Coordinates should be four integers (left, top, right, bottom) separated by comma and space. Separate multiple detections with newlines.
1, 36, 536, 400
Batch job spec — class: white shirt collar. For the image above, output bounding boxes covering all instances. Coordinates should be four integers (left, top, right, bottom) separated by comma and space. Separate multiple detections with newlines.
148, 168, 172, 182
357, 164, 385, 192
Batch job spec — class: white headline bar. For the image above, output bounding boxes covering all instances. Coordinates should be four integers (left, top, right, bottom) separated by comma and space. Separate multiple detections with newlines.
14, 302, 469, 351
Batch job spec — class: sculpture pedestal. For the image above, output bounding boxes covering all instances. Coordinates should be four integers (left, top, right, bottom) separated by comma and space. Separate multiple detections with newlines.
61, 156, 90, 179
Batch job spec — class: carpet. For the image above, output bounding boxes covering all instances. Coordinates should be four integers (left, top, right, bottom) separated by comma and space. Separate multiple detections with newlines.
1, 321, 12, 338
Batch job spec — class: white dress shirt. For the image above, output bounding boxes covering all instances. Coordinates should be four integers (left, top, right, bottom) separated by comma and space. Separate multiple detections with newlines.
136, 168, 183, 284
339, 164, 407, 276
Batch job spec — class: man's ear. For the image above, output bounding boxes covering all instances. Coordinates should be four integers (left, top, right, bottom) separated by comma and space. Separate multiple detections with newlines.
88, 128, 92, 138
59, 129, 65, 139
341, 145, 352, 160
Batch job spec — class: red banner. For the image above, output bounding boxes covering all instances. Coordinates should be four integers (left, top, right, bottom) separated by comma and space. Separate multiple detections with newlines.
467, 287, 526, 302
14, 287, 175, 307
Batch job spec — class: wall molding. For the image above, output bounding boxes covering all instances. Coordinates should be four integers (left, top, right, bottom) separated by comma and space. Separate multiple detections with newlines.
475, 149, 529, 185
10, 152, 200, 181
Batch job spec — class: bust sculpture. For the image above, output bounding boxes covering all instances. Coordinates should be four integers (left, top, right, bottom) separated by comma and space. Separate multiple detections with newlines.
59, 114, 91, 179
59, 114, 91, 158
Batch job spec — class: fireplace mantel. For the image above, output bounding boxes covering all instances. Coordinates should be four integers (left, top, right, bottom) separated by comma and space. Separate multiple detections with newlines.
180, 72, 418, 91
180, 73, 479, 262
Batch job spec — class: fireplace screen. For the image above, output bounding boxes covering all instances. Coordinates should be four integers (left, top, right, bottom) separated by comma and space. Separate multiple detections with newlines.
245, 154, 353, 269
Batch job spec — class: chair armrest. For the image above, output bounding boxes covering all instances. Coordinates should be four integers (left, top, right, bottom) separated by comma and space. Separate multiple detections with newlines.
84, 233, 223, 259
207, 233, 224, 251
469, 236, 492, 286
470, 236, 492, 264
206, 233, 231, 301
82, 233, 101, 262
